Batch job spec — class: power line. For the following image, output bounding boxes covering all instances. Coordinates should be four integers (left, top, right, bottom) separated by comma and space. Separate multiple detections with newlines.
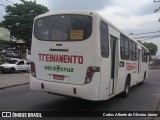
134, 35, 160, 40
140, 37, 160, 41
4, 0, 14, 4
130, 31, 160, 35
0, 3, 6, 7
1, 0, 8, 5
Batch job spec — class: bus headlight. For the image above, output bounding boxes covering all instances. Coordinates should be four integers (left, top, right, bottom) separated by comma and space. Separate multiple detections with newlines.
85, 67, 94, 84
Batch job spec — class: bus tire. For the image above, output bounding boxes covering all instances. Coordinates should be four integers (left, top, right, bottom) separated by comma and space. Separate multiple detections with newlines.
23, 70, 27, 73
121, 76, 130, 97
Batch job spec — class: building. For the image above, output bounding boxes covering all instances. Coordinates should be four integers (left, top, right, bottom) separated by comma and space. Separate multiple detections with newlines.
0, 27, 10, 49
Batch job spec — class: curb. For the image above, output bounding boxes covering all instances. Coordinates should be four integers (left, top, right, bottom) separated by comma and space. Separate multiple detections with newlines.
0, 82, 29, 90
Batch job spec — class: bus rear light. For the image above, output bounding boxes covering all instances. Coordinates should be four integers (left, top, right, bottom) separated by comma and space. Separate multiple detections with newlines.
30, 61, 36, 77
85, 67, 94, 84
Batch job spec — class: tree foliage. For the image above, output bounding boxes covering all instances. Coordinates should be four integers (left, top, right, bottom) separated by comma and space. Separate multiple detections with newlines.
138, 41, 158, 55
0, 0, 48, 47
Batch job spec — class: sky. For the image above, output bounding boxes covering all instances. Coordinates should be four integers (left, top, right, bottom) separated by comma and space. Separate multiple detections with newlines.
0, 0, 160, 56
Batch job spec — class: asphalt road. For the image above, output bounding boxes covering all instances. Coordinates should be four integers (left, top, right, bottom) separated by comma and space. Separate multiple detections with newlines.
0, 70, 160, 120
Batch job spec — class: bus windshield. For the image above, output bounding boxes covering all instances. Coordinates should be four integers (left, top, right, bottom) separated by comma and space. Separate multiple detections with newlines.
34, 15, 92, 41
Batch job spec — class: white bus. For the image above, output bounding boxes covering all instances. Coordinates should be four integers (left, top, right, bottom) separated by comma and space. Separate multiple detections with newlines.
30, 11, 149, 101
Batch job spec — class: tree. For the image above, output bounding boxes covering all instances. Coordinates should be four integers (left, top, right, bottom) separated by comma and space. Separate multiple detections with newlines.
138, 41, 158, 55
0, 0, 49, 47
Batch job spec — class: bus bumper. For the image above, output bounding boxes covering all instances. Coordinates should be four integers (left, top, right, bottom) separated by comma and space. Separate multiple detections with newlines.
30, 75, 99, 101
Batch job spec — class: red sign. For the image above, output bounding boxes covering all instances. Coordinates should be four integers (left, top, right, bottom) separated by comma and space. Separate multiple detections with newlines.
126, 63, 137, 70
53, 74, 64, 80
38, 54, 83, 64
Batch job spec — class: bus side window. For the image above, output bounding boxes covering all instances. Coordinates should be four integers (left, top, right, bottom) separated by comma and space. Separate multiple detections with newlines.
145, 49, 148, 63
100, 21, 109, 58
129, 40, 137, 61
120, 34, 129, 60
142, 47, 147, 63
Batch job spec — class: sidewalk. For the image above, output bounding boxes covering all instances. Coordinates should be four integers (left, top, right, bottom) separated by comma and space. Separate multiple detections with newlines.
0, 72, 29, 89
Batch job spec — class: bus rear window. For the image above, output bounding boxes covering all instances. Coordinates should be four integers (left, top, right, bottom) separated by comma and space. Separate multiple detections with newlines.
34, 15, 92, 41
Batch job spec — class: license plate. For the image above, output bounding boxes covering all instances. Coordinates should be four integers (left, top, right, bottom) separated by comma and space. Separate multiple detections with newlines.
53, 74, 64, 80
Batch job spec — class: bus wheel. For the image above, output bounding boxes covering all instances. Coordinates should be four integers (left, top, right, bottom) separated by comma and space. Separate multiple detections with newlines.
121, 76, 130, 97
23, 70, 27, 73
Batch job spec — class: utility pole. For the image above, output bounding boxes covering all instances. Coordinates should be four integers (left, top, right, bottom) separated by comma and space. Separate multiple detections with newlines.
154, 0, 160, 22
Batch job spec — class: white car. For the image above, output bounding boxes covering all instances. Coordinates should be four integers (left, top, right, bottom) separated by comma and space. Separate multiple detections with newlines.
0, 59, 30, 73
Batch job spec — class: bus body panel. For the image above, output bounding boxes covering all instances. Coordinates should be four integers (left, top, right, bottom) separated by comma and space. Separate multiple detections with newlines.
30, 11, 149, 101
30, 75, 100, 101
34, 48, 96, 85
31, 13, 101, 85
30, 12, 102, 100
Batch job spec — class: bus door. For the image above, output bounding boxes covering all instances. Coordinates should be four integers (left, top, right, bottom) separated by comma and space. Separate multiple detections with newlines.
138, 49, 141, 79
109, 35, 118, 94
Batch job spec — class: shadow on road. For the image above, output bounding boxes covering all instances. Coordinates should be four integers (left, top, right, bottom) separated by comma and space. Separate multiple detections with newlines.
33, 83, 148, 111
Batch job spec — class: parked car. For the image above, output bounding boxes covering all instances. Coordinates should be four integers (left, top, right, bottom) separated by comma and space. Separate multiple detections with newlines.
155, 66, 160, 69
0, 58, 30, 73
149, 66, 153, 69
6, 51, 18, 57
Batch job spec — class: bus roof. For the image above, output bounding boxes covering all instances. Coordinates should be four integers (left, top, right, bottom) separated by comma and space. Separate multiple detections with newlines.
35, 10, 148, 51
35, 10, 96, 19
